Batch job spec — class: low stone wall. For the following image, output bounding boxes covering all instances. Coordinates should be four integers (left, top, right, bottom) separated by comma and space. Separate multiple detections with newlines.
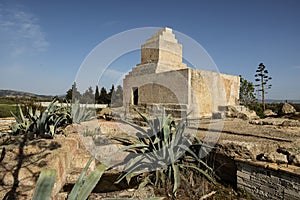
236, 159, 300, 200
40, 102, 108, 109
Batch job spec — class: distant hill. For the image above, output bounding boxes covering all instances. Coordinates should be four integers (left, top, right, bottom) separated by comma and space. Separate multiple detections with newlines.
0, 89, 54, 99
265, 99, 300, 104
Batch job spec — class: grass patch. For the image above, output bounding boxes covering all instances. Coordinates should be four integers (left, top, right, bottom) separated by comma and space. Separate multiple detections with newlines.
0, 97, 17, 105
0, 104, 17, 118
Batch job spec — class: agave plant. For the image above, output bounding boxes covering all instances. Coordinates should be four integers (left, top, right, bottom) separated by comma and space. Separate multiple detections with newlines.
11, 99, 72, 138
10, 104, 33, 134
33, 156, 107, 200
71, 100, 95, 123
113, 110, 216, 198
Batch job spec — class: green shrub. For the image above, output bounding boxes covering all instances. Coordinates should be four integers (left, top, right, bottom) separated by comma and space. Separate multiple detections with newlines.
293, 103, 300, 112
113, 109, 215, 198
246, 103, 264, 118
266, 103, 283, 114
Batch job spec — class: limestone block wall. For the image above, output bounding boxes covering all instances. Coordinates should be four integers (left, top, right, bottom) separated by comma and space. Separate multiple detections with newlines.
139, 83, 179, 104
190, 69, 240, 116
220, 74, 240, 106
123, 68, 189, 111
237, 160, 300, 200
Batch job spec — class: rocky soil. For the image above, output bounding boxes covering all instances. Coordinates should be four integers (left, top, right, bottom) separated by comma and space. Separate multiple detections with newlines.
1, 115, 299, 199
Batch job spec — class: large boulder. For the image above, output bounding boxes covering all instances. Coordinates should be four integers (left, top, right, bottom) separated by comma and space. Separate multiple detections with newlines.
281, 103, 296, 114
263, 109, 277, 117
98, 108, 113, 120
224, 106, 259, 120
257, 152, 288, 164
237, 110, 259, 120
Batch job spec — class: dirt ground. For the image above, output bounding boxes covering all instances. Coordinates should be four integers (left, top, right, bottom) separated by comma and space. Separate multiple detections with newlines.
1, 116, 299, 199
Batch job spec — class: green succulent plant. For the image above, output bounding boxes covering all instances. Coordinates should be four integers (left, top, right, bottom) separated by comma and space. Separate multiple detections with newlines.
10, 99, 72, 138
33, 157, 106, 200
71, 100, 95, 123
113, 109, 216, 198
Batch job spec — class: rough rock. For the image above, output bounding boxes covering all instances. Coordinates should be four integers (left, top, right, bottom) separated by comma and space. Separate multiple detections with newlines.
237, 110, 259, 120
0, 117, 15, 135
257, 152, 287, 164
281, 120, 300, 127
249, 118, 300, 127
0, 129, 95, 199
98, 107, 113, 120
291, 154, 300, 166
224, 106, 259, 120
263, 109, 277, 117
212, 112, 225, 119
282, 103, 296, 114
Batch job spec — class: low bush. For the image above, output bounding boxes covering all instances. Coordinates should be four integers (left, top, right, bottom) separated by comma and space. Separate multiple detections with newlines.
246, 103, 264, 118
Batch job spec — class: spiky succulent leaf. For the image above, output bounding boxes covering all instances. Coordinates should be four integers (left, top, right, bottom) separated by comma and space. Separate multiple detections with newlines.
32, 169, 57, 200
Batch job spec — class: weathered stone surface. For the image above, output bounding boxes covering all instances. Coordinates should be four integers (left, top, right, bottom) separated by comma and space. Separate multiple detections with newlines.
223, 105, 259, 120
264, 109, 277, 117
249, 117, 300, 127
236, 160, 300, 200
0, 129, 95, 199
123, 28, 240, 118
0, 117, 15, 135
237, 110, 259, 120
98, 107, 113, 120
291, 154, 300, 166
212, 112, 225, 119
281, 120, 300, 127
282, 103, 296, 114
261, 152, 288, 164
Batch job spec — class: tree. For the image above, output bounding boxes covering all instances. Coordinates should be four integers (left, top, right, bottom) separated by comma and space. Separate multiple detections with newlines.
239, 76, 256, 106
254, 63, 272, 111
95, 86, 100, 104
81, 86, 94, 104
66, 82, 81, 101
111, 85, 123, 107
99, 87, 109, 104
108, 84, 115, 101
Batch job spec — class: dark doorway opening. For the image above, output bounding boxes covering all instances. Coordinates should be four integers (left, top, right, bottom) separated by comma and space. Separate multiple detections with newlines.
132, 87, 138, 105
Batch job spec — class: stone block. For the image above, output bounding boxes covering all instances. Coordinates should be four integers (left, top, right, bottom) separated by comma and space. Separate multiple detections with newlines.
237, 170, 251, 180
284, 189, 300, 200
212, 112, 225, 119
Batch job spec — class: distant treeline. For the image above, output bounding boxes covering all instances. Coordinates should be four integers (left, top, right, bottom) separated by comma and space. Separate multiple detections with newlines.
65, 82, 123, 106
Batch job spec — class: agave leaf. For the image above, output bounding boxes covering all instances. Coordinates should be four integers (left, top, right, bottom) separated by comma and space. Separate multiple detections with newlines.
172, 164, 180, 197
75, 164, 106, 200
68, 156, 95, 200
19, 105, 26, 122
115, 162, 143, 184
138, 175, 152, 190
115, 154, 152, 184
28, 106, 33, 118
125, 172, 139, 184
32, 169, 57, 200
135, 109, 158, 136
178, 144, 213, 172
120, 143, 149, 152
49, 125, 55, 137
179, 164, 216, 185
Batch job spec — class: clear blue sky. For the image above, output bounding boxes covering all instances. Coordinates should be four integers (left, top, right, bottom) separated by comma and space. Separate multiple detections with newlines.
0, 0, 299, 100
